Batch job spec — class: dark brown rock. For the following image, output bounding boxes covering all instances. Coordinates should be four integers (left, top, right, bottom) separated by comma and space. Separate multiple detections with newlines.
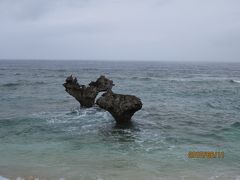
63, 75, 142, 123
96, 90, 142, 123
89, 75, 114, 92
63, 75, 113, 107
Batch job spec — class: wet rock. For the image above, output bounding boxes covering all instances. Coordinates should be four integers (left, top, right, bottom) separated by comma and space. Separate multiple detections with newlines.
96, 90, 142, 123
63, 75, 113, 107
63, 75, 142, 123
89, 75, 114, 92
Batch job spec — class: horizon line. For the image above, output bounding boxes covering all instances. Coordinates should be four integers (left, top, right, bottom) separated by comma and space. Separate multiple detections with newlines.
0, 58, 239, 63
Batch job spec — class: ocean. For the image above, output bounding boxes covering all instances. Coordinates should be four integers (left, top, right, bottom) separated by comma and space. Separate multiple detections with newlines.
0, 60, 240, 180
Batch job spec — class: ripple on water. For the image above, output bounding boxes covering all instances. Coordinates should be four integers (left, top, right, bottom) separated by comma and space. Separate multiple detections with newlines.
231, 122, 240, 128
1, 83, 21, 87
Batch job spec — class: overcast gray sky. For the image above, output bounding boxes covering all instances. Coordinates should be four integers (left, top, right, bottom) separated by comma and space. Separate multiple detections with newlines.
0, 0, 240, 61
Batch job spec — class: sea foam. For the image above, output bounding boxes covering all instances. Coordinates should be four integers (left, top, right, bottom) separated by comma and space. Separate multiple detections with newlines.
230, 79, 240, 83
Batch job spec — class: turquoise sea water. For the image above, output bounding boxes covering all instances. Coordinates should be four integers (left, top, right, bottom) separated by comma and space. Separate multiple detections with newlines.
0, 60, 240, 180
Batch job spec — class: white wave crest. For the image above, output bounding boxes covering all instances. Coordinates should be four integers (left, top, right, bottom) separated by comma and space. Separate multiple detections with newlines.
231, 80, 240, 83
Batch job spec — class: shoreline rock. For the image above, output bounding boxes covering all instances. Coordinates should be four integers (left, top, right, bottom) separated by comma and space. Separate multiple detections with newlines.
96, 90, 142, 123
63, 75, 113, 107
63, 75, 142, 123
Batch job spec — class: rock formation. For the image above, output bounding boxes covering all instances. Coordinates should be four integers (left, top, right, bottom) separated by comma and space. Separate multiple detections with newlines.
63, 75, 114, 107
96, 90, 142, 123
89, 75, 114, 92
63, 75, 142, 123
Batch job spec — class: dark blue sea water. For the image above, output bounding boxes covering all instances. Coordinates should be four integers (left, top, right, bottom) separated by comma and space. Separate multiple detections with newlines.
0, 60, 240, 180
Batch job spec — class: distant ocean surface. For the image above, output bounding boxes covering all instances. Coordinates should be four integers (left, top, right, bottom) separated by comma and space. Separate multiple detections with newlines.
0, 60, 240, 180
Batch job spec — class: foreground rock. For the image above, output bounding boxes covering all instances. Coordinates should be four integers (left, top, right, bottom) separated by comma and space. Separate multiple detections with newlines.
96, 90, 142, 123
63, 75, 142, 123
63, 75, 114, 107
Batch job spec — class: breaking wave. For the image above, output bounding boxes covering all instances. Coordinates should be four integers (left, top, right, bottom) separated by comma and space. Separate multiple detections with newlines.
230, 79, 240, 83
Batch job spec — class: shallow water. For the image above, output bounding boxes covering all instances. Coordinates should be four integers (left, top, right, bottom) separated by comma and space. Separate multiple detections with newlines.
0, 60, 240, 180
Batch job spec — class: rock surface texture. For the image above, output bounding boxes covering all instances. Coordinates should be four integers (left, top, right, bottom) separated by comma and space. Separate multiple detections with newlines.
63, 75, 142, 123
96, 90, 142, 123
63, 75, 113, 107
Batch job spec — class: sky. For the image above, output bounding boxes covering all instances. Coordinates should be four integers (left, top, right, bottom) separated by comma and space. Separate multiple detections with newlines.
0, 0, 240, 61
